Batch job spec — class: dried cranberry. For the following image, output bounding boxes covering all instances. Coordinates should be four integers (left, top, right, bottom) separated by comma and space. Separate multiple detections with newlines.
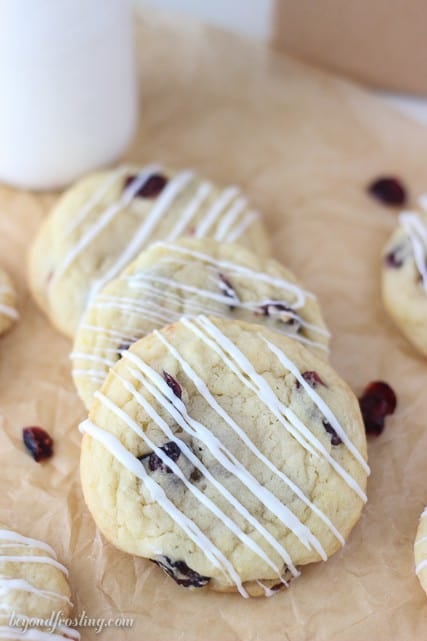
359, 381, 397, 436
22, 427, 53, 462
368, 177, 407, 207
117, 341, 134, 358
322, 420, 342, 446
296, 371, 325, 389
152, 556, 210, 588
147, 441, 181, 473
218, 273, 239, 309
124, 173, 168, 198
384, 246, 405, 268
163, 371, 182, 399
257, 302, 299, 326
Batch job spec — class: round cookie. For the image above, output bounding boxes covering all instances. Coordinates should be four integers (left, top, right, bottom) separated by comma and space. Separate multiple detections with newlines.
0, 525, 78, 639
28, 164, 270, 338
80, 316, 369, 597
382, 210, 427, 355
72, 238, 330, 410
0, 269, 18, 336
415, 507, 427, 596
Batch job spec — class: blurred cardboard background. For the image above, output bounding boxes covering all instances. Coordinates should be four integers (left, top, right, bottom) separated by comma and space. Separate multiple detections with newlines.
273, 0, 427, 94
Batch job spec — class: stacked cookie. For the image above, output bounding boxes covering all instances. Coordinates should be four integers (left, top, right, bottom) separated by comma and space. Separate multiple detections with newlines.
0, 526, 79, 640
29, 164, 369, 596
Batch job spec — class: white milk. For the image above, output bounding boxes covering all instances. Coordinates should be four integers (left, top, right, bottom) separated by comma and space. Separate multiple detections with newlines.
0, 0, 138, 190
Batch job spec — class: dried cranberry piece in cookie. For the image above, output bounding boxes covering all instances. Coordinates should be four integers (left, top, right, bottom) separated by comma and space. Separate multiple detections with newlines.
117, 340, 135, 358
384, 246, 406, 268
257, 302, 300, 328
367, 176, 407, 207
124, 173, 168, 198
322, 420, 342, 446
359, 381, 397, 436
22, 426, 54, 462
148, 441, 181, 473
163, 371, 182, 399
152, 556, 210, 588
296, 371, 326, 389
218, 273, 239, 310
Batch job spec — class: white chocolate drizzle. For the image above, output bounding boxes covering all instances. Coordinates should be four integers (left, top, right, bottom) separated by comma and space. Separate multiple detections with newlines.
399, 211, 427, 290
97, 383, 297, 577
52, 165, 160, 284
80, 419, 249, 597
51, 165, 261, 306
0, 628, 79, 640
147, 332, 344, 545
0, 530, 76, 639
73, 243, 329, 399
184, 317, 368, 499
80, 317, 368, 595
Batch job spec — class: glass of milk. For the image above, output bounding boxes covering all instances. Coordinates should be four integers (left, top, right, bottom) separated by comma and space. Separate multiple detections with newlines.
0, 0, 138, 190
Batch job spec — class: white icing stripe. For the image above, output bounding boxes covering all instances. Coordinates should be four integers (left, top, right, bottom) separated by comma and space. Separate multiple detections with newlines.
52, 164, 159, 283
97, 384, 292, 579
186, 317, 367, 501
64, 167, 128, 236
69, 352, 114, 367
153, 331, 345, 546
0, 303, 18, 320
259, 334, 370, 475
214, 196, 247, 241
102, 285, 221, 319
166, 182, 212, 240
184, 318, 320, 459
0, 628, 78, 640
79, 419, 248, 597
0, 556, 68, 576
422, 506, 427, 518
226, 210, 259, 242
194, 186, 240, 237
400, 212, 427, 290
416, 559, 427, 574
147, 241, 314, 304
119, 354, 324, 561
113, 360, 308, 569
126, 274, 324, 344
0, 532, 56, 557
255, 580, 283, 597
415, 535, 427, 546
79, 323, 139, 342
88, 170, 194, 299
0, 577, 72, 606
72, 368, 106, 382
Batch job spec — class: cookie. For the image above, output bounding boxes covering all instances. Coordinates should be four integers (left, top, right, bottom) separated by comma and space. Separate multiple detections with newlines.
382, 210, 427, 355
72, 238, 330, 410
415, 507, 427, 596
28, 165, 270, 338
0, 269, 18, 336
80, 316, 369, 597
0, 526, 78, 639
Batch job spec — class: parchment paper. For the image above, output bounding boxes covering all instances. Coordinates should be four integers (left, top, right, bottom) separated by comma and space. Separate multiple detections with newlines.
1, 7, 426, 640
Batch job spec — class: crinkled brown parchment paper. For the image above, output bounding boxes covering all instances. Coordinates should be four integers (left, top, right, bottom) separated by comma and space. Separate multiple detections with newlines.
0, 7, 426, 640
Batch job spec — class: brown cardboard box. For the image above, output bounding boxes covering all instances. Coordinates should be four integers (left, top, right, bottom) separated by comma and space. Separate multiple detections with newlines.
273, 0, 427, 93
